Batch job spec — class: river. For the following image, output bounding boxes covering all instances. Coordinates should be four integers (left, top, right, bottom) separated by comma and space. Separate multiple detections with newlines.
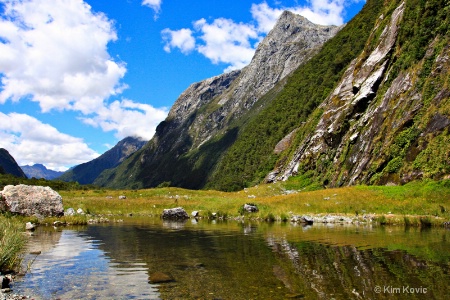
12, 218, 450, 299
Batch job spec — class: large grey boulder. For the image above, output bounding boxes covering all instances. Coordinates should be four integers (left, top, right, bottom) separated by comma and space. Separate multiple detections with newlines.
0, 184, 64, 217
161, 207, 189, 220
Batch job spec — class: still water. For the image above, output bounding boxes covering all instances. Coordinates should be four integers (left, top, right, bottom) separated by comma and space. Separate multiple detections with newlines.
13, 218, 450, 299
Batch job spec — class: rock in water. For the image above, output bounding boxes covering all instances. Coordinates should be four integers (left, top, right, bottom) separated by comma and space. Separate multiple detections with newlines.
161, 207, 189, 220
148, 272, 174, 283
0, 184, 64, 217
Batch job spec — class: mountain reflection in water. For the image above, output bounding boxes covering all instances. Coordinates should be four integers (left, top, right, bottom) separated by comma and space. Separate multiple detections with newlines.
13, 219, 450, 299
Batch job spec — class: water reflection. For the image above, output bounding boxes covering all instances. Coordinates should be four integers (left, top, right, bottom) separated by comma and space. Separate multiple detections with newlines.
13, 220, 450, 299
17, 228, 159, 299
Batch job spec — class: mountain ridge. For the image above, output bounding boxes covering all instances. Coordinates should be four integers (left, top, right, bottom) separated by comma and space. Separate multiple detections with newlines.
21, 164, 64, 180
58, 136, 146, 185
94, 9, 341, 189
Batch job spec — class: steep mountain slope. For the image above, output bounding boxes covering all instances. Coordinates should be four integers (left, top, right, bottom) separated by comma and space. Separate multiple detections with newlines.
268, 0, 450, 187
95, 12, 340, 189
207, 0, 385, 190
20, 164, 64, 180
98, 0, 449, 191
0, 148, 27, 178
58, 136, 146, 185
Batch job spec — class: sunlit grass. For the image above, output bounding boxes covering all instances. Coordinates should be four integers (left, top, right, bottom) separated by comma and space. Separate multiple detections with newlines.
58, 179, 450, 227
0, 215, 26, 271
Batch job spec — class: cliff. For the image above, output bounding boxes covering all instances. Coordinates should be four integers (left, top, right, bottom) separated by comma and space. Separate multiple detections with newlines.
269, 0, 450, 187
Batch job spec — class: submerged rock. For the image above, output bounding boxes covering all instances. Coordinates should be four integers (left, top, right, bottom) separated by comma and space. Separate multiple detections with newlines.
148, 272, 174, 283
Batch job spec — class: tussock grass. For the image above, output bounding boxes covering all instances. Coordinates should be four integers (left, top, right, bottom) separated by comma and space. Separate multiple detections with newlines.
59, 179, 450, 227
0, 215, 26, 271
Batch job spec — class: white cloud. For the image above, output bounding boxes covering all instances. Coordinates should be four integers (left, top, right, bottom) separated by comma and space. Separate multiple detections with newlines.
194, 18, 259, 71
161, 28, 195, 54
0, 112, 99, 171
162, 0, 358, 71
80, 99, 169, 140
142, 0, 162, 20
0, 0, 167, 157
0, 0, 127, 114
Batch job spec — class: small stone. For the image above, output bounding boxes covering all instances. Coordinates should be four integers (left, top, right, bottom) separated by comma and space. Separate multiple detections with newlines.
191, 211, 199, 217
25, 222, 35, 231
76, 208, 84, 214
65, 208, 75, 216
243, 203, 259, 213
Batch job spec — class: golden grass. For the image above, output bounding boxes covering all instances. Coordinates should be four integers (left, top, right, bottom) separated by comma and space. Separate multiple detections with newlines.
58, 181, 450, 227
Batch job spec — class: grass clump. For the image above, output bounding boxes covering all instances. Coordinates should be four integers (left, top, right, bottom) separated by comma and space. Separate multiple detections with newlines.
0, 215, 26, 271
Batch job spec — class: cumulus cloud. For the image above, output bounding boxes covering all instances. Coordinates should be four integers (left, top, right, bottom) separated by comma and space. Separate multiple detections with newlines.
142, 0, 162, 19
161, 28, 195, 54
80, 99, 169, 140
194, 18, 259, 71
0, 112, 99, 171
0, 0, 127, 114
162, 0, 358, 71
0, 0, 168, 152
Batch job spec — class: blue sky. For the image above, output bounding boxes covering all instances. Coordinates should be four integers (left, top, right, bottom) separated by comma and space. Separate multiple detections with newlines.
0, 0, 365, 171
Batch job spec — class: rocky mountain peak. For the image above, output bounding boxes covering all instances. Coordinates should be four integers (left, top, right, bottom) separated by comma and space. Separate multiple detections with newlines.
164, 11, 341, 150
95, 11, 341, 189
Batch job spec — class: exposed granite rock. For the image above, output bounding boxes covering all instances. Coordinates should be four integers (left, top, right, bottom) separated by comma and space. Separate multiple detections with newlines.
0, 185, 64, 217
161, 207, 189, 220
271, 2, 408, 185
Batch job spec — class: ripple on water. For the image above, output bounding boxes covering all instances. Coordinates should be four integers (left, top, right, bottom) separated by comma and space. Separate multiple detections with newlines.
13, 229, 160, 300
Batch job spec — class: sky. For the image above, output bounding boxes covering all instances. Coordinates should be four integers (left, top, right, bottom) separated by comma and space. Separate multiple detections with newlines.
0, 0, 365, 171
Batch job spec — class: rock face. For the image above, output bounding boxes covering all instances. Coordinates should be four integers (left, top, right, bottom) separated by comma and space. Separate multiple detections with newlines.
269, 0, 450, 186
161, 207, 189, 220
95, 11, 340, 189
0, 185, 64, 217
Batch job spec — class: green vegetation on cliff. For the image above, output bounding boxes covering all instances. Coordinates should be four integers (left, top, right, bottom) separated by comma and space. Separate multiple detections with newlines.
207, 0, 385, 191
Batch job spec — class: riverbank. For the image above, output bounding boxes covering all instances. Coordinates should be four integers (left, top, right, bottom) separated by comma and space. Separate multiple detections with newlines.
57, 179, 450, 227
2, 179, 450, 277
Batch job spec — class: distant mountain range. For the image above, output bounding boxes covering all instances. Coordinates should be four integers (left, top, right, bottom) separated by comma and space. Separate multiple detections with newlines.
20, 164, 64, 180
0, 148, 27, 178
57, 136, 146, 184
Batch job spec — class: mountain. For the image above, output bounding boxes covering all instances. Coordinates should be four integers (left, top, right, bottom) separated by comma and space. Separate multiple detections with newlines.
20, 164, 64, 180
58, 136, 146, 185
0, 148, 27, 178
94, 11, 341, 189
268, 0, 450, 187
97, 0, 449, 191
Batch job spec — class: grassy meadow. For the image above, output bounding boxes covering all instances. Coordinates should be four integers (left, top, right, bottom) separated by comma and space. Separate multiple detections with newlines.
58, 179, 450, 226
